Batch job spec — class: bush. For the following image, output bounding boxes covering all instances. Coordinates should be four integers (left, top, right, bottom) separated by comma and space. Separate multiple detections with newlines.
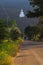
10, 27, 21, 40
32, 34, 40, 41
0, 39, 23, 57
24, 26, 40, 40
17, 37, 24, 43
0, 51, 12, 65
0, 41, 18, 56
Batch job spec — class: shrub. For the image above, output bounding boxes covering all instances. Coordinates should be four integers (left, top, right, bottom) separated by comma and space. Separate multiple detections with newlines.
0, 39, 23, 57
10, 27, 21, 40
0, 51, 12, 65
17, 37, 24, 43
24, 26, 40, 40
32, 34, 40, 41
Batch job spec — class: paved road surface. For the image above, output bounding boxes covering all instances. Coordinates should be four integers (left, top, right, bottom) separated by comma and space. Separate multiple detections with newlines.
14, 41, 43, 65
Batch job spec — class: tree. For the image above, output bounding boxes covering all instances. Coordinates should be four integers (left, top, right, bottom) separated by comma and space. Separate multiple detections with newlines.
0, 19, 7, 41
26, 0, 43, 17
0, 19, 17, 41
24, 26, 40, 40
26, 0, 43, 40
8, 20, 17, 27
10, 27, 21, 40
6, 20, 17, 40
24, 26, 32, 39
37, 17, 43, 39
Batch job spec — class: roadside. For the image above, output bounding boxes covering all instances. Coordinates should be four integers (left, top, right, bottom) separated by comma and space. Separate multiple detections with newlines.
14, 41, 43, 65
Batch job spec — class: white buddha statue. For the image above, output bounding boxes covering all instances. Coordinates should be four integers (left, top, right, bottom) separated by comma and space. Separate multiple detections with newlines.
19, 9, 25, 18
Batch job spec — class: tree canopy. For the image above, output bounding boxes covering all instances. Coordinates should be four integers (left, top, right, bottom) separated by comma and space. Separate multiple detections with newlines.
0, 19, 16, 41
24, 26, 40, 40
26, 0, 43, 17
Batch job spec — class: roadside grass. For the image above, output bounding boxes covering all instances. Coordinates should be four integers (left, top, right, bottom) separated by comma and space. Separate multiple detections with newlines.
0, 51, 12, 65
0, 38, 23, 65
0, 38, 23, 56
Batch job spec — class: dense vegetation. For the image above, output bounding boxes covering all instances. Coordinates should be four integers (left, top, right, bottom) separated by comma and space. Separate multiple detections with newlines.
24, 0, 43, 41
26, 0, 43, 17
0, 0, 43, 65
24, 20, 43, 41
0, 19, 23, 65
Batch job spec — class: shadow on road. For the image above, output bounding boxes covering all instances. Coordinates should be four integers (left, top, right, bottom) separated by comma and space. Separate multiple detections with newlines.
20, 41, 43, 50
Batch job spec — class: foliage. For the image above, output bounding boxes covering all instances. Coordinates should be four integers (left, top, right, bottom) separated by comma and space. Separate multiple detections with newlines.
0, 51, 12, 65
0, 18, 23, 65
0, 19, 20, 41
37, 17, 43, 39
8, 20, 17, 27
26, 0, 43, 40
24, 26, 40, 40
0, 19, 8, 41
26, 0, 43, 17
32, 34, 40, 41
24, 26, 32, 39
17, 37, 24, 43
10, 27, 22, 40
0, 38, 23, 56
0, 38, 23, 65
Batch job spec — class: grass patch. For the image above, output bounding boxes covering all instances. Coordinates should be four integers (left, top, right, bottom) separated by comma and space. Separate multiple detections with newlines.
0, 51, 12, 65
0, 38, 23, 65
0, 38, 23, 56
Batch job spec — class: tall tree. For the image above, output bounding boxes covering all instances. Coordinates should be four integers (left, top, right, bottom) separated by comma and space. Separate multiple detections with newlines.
26, 0, 43, 40
0, 19, 17, 41
24, 26, 40, 39
0, 19, 7, 41
26, 0, 43, 17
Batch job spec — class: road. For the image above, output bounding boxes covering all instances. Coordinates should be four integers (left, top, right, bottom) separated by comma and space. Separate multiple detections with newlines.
14, 41, 43, 65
